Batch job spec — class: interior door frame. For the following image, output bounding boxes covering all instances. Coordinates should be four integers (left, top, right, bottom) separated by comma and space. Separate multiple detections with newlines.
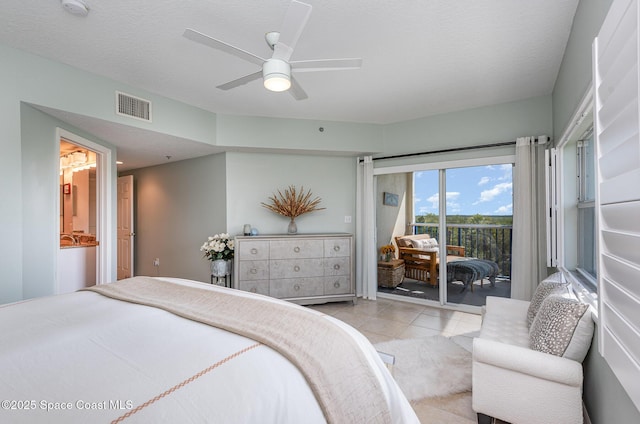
55, 128, 115, 291
117, 175, 134, 279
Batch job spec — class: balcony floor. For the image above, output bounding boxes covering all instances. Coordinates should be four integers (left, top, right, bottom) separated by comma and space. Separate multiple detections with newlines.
378, 276, 511, 307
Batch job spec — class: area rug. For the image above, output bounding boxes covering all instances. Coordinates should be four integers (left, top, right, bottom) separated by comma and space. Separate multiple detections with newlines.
374, 335, 472, 401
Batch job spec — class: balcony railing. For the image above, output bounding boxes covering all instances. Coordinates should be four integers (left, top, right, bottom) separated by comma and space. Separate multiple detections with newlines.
410, 223, 513, 278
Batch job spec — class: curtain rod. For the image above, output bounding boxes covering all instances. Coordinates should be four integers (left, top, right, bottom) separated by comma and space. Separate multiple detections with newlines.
362, 136, 545, 162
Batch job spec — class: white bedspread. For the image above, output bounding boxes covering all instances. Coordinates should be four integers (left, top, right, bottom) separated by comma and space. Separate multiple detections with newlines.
0, 278, 418, 423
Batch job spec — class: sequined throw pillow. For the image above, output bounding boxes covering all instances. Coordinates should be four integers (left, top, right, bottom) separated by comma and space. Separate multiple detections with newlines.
529, 295, 591, 360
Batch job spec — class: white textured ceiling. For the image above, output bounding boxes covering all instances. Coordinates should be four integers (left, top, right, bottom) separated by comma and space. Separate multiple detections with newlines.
1, 0, 579, 169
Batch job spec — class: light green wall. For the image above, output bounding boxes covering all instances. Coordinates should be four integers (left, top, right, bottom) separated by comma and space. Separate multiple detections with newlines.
216, 114, 383, 153
225, 152, 356, 236
584, 329, 640, 423
383, 95, 553, 155
20, 103, 117, 299
122, 153, 227, 283
551, 0, 640, 422
1, 43, 223, 303
376, 174, 408, 253
552, 0, 613, 140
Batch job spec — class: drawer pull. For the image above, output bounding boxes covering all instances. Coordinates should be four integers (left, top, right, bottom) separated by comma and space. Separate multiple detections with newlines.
333, 281, 341, 288
250, 248, 258, 254
293, 246, 301, 253
334, 245, 341, 252
249, 287, 257, 293
333, 264, 340, 270
293, 265, 300, 272
294, 284, 301, 291
250, 268, 258, 274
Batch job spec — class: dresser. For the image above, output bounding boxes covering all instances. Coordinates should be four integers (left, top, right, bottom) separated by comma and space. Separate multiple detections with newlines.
233, 233, 355, 305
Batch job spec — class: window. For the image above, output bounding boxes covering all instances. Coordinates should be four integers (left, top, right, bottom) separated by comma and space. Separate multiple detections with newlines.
555, 94, 598, 294
576, 130, 597, 281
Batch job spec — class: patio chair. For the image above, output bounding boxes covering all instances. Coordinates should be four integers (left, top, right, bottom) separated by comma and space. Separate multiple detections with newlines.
394, 234, 465, 287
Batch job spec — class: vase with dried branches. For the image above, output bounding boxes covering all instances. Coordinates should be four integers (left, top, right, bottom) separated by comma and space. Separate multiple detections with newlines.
261, 185, 325, 234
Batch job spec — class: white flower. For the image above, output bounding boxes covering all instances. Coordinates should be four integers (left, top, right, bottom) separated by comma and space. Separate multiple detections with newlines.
201, 233, 234, 261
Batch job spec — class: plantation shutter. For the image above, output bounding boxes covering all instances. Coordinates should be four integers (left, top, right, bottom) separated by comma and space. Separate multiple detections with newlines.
593, 0, 640, 412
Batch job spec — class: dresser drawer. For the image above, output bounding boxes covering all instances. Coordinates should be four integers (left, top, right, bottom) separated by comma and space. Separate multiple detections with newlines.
324, 257, 350, 276
324, 238, 350, 258
270, 258, 324, 279
238, 260, 269, 281
236, 280, 269, 296
270, 239, 324, 259
270, 277, 324, 298
324, 276, 351, 295
237, 240, 269, 260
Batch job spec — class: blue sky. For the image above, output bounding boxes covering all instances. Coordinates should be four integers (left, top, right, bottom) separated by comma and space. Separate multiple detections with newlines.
414, 164, 513, 216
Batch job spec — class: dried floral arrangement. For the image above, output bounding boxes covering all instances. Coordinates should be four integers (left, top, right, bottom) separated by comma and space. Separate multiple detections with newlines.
261, 185, 325, 219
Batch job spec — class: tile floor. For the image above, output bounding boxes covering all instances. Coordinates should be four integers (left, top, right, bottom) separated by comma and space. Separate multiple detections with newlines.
308, 296, 482, 424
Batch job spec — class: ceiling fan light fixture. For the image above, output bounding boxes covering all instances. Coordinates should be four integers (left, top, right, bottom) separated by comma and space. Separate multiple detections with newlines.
263, 59, 291, 92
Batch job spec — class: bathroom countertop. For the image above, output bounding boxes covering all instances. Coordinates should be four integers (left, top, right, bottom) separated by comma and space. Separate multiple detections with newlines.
60, 242, 99, 249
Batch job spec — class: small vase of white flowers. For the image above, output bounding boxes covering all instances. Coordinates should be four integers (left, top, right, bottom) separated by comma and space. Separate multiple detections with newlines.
200, 233, 234, 277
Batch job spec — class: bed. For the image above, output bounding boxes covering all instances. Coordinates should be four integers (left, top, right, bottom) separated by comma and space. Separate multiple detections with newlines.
0, 277, 418, 423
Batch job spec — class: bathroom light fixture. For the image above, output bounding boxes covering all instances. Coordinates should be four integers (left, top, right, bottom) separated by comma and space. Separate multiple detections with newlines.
60, 150, 96, 172
263, 59, 291, 92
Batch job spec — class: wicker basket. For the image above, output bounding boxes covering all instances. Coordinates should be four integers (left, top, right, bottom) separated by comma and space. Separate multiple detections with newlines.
378, 261, 405, 288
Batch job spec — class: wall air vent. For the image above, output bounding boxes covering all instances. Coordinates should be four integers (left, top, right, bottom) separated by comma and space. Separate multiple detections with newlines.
116, 91, 152, 122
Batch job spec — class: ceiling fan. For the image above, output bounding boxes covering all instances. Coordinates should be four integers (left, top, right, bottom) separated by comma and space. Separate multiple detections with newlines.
183, 0, 362, 100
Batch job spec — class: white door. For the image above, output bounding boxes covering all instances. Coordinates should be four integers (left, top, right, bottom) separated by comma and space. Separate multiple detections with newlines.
117, 175, 134, 279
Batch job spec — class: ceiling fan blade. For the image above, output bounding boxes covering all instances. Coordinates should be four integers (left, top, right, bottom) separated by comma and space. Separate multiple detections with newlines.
216, 71, 263, 90
291, 58, 363, 72
184, 28, 266, 66
272, 1, 312, 61
288, 76, 308, 101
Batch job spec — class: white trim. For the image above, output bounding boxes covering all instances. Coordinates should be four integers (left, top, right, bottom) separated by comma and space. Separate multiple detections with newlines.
557, 87, 594, 149
373, 154, 516, 176
56, 128, 115, 291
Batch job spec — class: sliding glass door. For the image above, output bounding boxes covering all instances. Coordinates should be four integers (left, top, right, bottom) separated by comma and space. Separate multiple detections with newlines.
376, 157, 513, 309
443, 165, 512, 305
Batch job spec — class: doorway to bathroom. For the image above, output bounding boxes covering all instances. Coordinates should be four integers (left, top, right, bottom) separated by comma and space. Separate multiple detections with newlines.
56, 128, 115, 293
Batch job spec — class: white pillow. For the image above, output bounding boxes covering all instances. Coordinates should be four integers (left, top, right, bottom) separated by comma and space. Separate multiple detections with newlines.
541, 271, 565, 284
529, 295, 594, 362
411, 238, 438, 249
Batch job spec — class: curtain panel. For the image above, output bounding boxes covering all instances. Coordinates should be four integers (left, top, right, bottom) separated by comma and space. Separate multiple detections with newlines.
511, 136, 548, 301
356, 156, 377, 299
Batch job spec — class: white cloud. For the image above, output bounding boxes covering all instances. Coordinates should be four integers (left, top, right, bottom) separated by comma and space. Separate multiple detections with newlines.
446, 192, 460, 200
498, 164, 513, 181
475, 182, 512, 203
495, 203, 513, 214
415, 171, 424, 178
426, 193, 439, 208
425, 192, 460, 210
478, 176, 490, 186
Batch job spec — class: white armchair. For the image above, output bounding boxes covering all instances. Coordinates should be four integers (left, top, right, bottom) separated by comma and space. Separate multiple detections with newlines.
472, 287, 593, 424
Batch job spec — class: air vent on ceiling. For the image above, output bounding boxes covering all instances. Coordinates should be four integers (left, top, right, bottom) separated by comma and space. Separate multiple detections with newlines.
116, 91, 152, 122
